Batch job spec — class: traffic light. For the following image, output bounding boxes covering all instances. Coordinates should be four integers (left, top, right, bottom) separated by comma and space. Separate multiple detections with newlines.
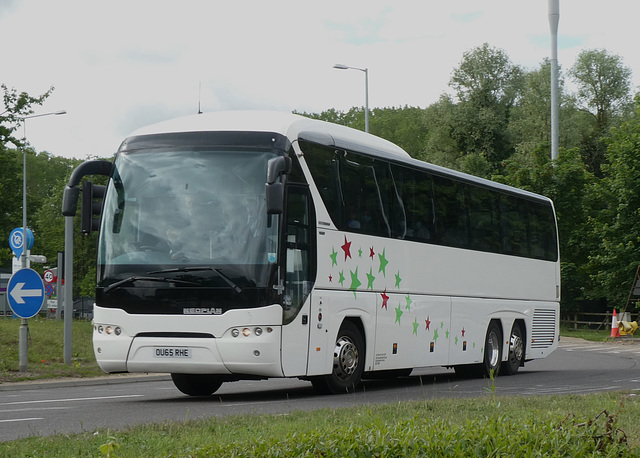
81, 180, 106, 234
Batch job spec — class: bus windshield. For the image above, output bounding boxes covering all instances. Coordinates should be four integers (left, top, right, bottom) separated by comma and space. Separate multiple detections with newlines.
97, 146, 279, 290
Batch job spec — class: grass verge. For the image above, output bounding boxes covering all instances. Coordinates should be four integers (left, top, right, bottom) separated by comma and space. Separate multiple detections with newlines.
1, 392, 638, 456
0, 318, 102, 383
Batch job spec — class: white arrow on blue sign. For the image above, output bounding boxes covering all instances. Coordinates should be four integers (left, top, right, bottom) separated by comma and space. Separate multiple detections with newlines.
7, 268, 45, 319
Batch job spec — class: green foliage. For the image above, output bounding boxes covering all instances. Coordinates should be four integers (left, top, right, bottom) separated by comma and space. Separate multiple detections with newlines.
0, 84, 54, 149
569, 49, 634, 174
588, 96, 640, 308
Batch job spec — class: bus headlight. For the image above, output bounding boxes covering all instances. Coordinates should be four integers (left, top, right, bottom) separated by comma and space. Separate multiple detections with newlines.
242, 328, 251, 337
231, 329, 240, 338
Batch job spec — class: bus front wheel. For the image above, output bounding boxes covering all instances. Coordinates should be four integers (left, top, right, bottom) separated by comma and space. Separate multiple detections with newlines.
171, 373, 223, 396
311, 321, 365, 394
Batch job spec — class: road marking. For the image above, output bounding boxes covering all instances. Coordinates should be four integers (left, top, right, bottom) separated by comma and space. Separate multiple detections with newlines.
0, 394, 143, 406
0, 406, 71, 414
0, 417, 43, 423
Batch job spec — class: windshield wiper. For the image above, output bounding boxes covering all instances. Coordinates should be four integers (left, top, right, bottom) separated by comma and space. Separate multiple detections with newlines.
148, 266, 242, 293
103, 276, 198, 294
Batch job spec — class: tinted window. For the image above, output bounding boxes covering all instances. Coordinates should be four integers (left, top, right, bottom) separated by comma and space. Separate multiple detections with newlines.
301, 140, 557, 262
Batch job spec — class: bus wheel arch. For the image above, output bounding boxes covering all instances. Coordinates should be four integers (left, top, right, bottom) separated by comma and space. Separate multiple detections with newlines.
170, 373, 224, 396
311, 318, 366, 394
501, 319, 526, 375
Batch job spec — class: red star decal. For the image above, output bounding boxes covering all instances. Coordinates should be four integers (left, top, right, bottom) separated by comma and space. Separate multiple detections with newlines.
369, 247, 375, 259
425, 316, 431, 330
328, 275, 332, 282
461, 328, 466, 337
341, 236, 352, 261
381, 289, 389, 310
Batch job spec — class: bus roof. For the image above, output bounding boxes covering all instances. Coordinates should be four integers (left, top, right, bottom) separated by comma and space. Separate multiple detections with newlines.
127, 110, 552, 204
128, 110, 411, 160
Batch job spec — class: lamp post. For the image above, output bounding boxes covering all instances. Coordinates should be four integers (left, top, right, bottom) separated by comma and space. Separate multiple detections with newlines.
333, 64, 369, 133
20, 110, 67, 268
548, 0, 559, 160
18, 110, 66, 372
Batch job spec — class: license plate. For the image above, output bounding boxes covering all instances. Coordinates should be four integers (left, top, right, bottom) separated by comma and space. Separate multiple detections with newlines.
153, 347, 191, 358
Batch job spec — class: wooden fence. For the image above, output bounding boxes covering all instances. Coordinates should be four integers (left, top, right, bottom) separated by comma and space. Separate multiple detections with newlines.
560, 311, 636, 330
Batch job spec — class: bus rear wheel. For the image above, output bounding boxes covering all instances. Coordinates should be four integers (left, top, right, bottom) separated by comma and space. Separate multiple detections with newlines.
171, 373, 223, 396
501, 322, 524, 375
311, 321, 365, 394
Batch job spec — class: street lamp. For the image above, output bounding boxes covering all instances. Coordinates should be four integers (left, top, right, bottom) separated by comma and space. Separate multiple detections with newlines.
17, 110, 66, 373
548, 0, 560, 161
333, 64, 369, 133
20, 111, 67, 268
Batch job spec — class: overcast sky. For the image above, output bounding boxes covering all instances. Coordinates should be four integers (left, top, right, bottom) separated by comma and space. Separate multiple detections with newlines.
1, 0, 638, 159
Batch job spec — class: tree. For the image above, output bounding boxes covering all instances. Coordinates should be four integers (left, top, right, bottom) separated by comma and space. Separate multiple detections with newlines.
0, 148, 21, 265
568, 49, 633, 174
587, 96, 640, 308
0, 84, 54, 267
1, 84, 53, 149
450, 43, 524, 109
448, 43, 525, 166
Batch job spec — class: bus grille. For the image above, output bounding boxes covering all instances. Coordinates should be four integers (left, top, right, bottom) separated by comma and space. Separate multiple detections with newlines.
531, 309, 556, 348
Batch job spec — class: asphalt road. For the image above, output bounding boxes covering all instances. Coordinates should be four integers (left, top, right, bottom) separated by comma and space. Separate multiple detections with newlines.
1, 337, 638, 442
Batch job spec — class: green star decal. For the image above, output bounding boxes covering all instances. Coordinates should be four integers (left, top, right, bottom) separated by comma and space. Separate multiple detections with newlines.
455, 336, 459, 345
329, 248, 338, 267
338, 271, 345, 286
433, 328, 439, 342
349, 267, 361, 297
366, 267, 376, 290
395, 271, 402, 288
445, 329, 450, 339
405, 294, 412, 311
441, 321, 444, 328
394, 303, 403, 325
358, 247, 363, 258
378, 248, 389, 277
412, 317, 419, 335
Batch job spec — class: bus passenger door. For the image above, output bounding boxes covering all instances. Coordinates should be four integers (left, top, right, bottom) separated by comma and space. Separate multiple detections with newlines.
280, 185, 315, 376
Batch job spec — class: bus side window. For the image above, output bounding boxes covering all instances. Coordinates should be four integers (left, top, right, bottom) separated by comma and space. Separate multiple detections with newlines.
433, 176, 469, 248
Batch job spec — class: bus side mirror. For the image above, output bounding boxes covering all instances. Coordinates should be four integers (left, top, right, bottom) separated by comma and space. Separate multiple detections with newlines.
267, 156, 291, 184
266, 156, 291, 214
266, 182, 284, 215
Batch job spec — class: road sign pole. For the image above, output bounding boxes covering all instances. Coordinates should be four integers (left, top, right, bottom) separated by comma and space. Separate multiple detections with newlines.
19, 319, 28, 372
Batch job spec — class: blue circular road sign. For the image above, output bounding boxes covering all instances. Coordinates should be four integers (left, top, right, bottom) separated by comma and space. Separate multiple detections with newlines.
7, 268, 45, 319
9, 228, 34, 260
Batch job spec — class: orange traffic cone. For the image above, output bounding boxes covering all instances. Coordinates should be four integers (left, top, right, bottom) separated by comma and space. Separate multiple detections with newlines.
610, 309, 621, 338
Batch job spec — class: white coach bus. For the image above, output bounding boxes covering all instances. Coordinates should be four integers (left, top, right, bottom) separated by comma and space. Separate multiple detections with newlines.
66, 111, 560, 395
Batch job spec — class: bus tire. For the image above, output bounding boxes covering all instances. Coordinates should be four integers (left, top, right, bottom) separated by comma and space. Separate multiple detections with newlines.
311, 321, 365, 394
501, 321, 525, 375
481, 321, 503, 378
171, 373, 223, 396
